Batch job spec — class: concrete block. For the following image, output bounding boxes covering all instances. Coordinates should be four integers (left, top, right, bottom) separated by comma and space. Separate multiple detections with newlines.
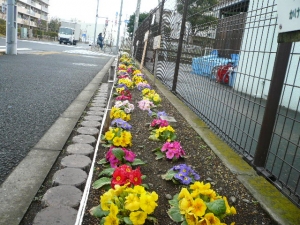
53, 168, 87, 190
33, 206, 77, 225
42, 185, 82, 208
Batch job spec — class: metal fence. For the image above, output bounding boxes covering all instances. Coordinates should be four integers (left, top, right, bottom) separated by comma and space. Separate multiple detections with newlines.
133, 0, 300, 207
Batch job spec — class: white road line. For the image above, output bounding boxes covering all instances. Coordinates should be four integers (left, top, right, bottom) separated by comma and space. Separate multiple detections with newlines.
63, 49, 116, 57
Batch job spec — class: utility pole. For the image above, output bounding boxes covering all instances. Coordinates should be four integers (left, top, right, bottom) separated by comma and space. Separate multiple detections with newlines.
133, 0, 141, 37
131, 0, 141, 57
116, 0, 123, 52
6, 0, 17, 55
93, 0, 100, 46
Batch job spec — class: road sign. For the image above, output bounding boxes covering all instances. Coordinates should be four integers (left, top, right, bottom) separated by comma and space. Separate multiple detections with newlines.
153, 35, 161, 50
278, 0, 300, 33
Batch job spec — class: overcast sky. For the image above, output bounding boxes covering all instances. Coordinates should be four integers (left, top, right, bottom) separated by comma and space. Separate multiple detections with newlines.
49, 0, 160, 23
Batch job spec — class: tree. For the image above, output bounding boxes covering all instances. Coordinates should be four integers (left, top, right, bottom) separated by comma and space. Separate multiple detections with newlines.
126, 12, 149, 38
177, 0, 218, 37
48, 18, 61, 32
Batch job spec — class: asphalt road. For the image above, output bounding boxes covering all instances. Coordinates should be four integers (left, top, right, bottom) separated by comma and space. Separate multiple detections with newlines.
0, 38, 113, 184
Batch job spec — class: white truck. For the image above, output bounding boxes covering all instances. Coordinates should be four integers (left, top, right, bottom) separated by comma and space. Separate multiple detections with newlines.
58, 21, 81, 45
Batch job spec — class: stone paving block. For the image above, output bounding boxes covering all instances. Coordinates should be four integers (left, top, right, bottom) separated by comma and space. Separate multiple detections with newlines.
87, 110, 105, 116
66, 143, 94, 156
33, 206, 77, 225
84, 115, 103, 121
72, 134, 96, 144
91, 102, 106, 107
93, 97, 107, 101
53, 168, 87, 190
89, 107, 106, 112
80, 120, 101, 128
92, 99, 106, 104
42, 185, 82, 208
61, 155, 91, 171
95, 93, 107, 96
77, 127, 99, 136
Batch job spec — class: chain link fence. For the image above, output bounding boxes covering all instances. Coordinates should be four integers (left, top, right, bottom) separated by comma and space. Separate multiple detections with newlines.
133, 0, 300, 207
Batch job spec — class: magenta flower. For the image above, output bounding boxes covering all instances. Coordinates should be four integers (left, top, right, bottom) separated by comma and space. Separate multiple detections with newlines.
161, 141, 186, 160
124, 149, 136, 162
105, 146, 136, 168
150, 119, 169, 128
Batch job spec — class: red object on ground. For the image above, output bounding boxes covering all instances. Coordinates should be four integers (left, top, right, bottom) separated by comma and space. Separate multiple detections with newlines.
217, 63, 232, 84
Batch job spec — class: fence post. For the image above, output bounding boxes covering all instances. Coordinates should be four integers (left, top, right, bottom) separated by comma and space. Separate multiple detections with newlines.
253, 42, 292, 168
153, 0, 165, 83
172, 0, 188, 93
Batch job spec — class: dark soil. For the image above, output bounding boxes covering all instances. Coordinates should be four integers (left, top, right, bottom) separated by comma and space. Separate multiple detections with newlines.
81, 80, 277, 225
20, 72, 277, 225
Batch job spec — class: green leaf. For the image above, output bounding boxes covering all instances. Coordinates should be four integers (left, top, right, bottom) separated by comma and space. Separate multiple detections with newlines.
112, 148, 125, 160
206, 199, 226, 216
171, 134, 177, 141
98, 168, 115, 177
89, 205, 108, 218
102, 143, 111, 148
141, 175, 146, 180
149, 134, 158, 141
97, 158, 107, 165
181, 221, 188, 225
155, 151, 165, 160
152, 147, 160, 152
131, 158, 146, 166
169, 194, 179, 207
92, 177, 111, 189
167, 206, 184, 222
100, 217, 105, 225
141, 183, 149, 189
162, 170, 177, 180
123, 217, 133, 224
146, 216, 157, 223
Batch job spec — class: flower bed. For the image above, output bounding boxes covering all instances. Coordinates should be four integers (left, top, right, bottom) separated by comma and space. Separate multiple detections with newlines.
82, 53, 274, 225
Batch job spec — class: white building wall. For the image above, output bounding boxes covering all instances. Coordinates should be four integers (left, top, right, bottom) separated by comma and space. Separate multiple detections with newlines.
235, 0, 300, 111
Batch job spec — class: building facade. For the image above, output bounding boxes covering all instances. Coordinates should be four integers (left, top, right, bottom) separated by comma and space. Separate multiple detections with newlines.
0, 0, 49, 29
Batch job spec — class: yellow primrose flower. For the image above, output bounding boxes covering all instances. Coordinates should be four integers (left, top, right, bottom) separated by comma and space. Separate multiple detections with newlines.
140, 193, 158, 214
166, 125, 175, 132
125, 193, 140, 211
109, 203, 119, 216
100, 191, 114, 210
185, 212, 198, 225
133, 185, 147, 195
116, 87, 125, 93
133, 69, 142, 75
191, 198, 207, 217
112, 136, 122, 146
104, 213, 119, 225
150, 191, 159, 202
104, 130, 115, 141
178, 188, 190, 200
179, 196, 194, 214
203, 213, 221, 225
129, 211, 147, 225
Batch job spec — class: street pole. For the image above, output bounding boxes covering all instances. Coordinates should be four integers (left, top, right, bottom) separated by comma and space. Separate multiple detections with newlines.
6, 0, 17, 55
116, 0, 123, 52
93, 0, 100, 46
131, 0, 141, 57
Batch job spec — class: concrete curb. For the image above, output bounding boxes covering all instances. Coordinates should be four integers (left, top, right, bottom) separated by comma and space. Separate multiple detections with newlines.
0, 57, 115, 225
141, 67, 300, 225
